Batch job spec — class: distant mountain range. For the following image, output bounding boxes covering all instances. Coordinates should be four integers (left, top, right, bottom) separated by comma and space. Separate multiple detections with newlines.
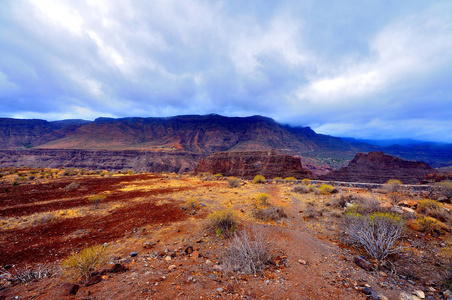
0, 114, 451, 168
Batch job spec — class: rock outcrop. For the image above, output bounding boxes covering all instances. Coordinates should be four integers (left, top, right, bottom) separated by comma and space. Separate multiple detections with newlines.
194, 150, 312, 179
0, 149, 202, 173
321, 151, 435, 184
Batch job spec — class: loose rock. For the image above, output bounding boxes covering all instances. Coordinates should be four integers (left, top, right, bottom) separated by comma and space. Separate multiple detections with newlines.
354, 256, 373, 271
58, 283, 79, 296
130, 252, 138, 257
85, 275, 102, 287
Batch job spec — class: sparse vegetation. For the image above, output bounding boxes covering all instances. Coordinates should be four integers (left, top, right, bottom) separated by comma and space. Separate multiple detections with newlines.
184, 198, 200, 213
384, 179, 403, 204
301, 178, 311, 185
253, 175, 265, 184
343, 212, 404, 263
222, 227, 272, 275
87, 194, 107, 209
439, 181, 452, 199
64, 182, 81, 191
227, 177, 240, 188
61, 244, 109, 280
208, 209, 238, 238
213, 173, 223, 180
293, 184, 313, 194
253, 205, 287, 222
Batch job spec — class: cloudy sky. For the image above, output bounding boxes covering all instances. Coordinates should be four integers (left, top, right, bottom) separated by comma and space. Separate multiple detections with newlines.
1, 1, 452, 142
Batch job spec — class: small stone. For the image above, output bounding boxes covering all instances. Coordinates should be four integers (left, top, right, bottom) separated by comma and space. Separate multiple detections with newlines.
358, 286, 371, 295
370, 291, 379, 300
438, 196, 448, 202
205, 259, 212, 265
168, 265, 177, 271
191, 251, 199, 258
184, 246, 194, 254
399, 291, 421, 300
165, 256, 172, 261
428, 287, 435, 292
354, 256, 373, 271
444, 290, 452, 299
216, 288, 224, 292
213, 265, 222, 271
58, 283, 79, 296
379, 271, 387, 277
143, 242, 154, 249
413, 290, 425, 298
85, 275, 102, 286
111, 263, 128, 273
130, 252, 138, 257
298, 259, 307, 265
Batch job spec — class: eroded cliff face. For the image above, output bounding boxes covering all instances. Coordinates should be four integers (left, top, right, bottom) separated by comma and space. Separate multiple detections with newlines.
321, 151, 435, 184
194, 150, 312, 179
0, 149, 202, 173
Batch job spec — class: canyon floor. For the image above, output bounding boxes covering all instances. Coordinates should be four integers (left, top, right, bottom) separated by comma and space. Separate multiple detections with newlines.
0, 169, 451, 299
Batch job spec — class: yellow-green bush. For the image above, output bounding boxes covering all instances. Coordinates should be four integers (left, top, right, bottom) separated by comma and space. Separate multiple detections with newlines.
185, 198, 200, 211
254, 193, 270, 207
208, 209, 237, 238
301, 178, 311, 185
213, 173, 223, 180
87, 194, 107, 208
417, 216, 448, 234
284, 177, 297, 183
253, 175, 266, 184
61, 244, 109, 280
318, 184, 336, 195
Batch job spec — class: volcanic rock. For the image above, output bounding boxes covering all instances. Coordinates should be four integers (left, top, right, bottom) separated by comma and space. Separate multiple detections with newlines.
322, 151, 434, 184
194, 150, 312, 179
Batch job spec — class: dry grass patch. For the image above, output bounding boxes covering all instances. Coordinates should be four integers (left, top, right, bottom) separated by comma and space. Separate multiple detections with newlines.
61, 244, 110, 280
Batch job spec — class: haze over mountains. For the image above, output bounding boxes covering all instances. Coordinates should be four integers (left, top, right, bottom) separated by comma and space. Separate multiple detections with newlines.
0, 114, 451, 168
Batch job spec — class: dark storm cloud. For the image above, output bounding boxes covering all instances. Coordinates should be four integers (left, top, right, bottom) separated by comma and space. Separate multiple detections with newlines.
0, 0, 451, 142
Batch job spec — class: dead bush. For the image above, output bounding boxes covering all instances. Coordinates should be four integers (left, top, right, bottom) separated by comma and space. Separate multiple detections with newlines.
383, 179, 403, 204
331, 194, 349, 208
304, 202, 322, 219
348, 194, 385, 215
228, 177, 240, 188
208, 209, 238, 238
293, 184, 313, 194
342, 212, 404, 263
222, 227, 272, 275
1, 264, 51, 283
417, 199, 450, 223
439, 181, 452, 199
253, 206, 287, 222
31, 212, 56, 226
64, 182, 80, 191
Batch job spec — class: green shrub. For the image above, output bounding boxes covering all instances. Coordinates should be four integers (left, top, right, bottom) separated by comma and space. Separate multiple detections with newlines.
61, 244, 109, 280
227, 177, 240, 188
208, 209, 237, 238
273, 177, 283, 183
253, 175, 266, 184
213, 173, 223, 180
318, 184, 336, 195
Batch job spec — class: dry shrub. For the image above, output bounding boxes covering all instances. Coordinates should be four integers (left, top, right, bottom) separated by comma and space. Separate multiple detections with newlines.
331, 193, 349, 208
87, 194, 107, 209
417, 216, 449, 234
222, 227, 272, 275
213, 173, 223, 180
439, 181, 452, 199
32, 212, 56, 226
1, 264, 51, 283
184, 198, 200, 212
253, 175, 266, 184
273, 177, 283, 183
318, 184, 337, 195
343, 212, 404, 263
293, 184, 313, 194
383, 179, 403, 204
417, 199, 450, 223
304, 202, 322, 219
208, 209, 238, 238
253, 206, 287, 222
64, 182, 80, 191
254, 193, 270, 208
62, 244, 109, 280
228, 177, 240, 188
